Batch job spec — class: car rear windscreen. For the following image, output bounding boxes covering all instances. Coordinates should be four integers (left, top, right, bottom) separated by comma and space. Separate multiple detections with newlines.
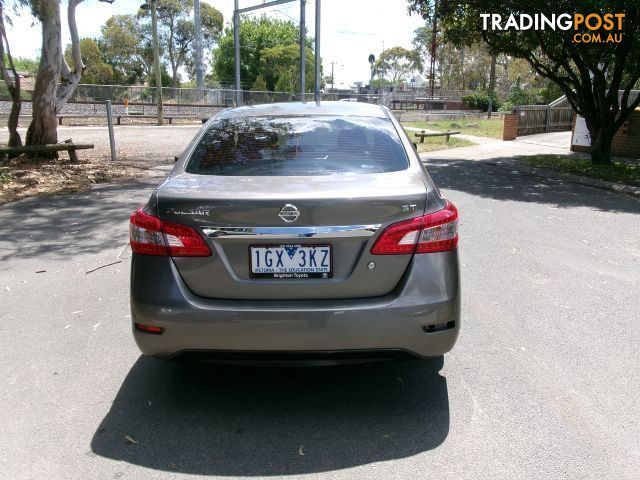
185, 115, 409, 176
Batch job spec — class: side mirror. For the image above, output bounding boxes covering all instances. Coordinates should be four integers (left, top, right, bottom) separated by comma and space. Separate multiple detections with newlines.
174, 156, 179, 162
412, 142, 418, 150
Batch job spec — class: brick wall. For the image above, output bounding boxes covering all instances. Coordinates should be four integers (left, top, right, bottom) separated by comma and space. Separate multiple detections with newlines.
503, 113, 518, 141
612, 111, 640, 158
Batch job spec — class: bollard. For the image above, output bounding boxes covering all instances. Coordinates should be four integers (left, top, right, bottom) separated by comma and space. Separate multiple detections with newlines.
105, 100, 116, 162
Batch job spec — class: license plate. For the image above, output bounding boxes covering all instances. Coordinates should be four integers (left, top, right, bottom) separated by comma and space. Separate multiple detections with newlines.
250, 244, 332, 279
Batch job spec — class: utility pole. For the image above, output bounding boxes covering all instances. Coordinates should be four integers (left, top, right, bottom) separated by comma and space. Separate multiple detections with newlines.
150, 0, 163, 125
233, 0, 241, 106
429, 0, 438, 98
314, 0, 321, 102
194, 0, 203, 90
299, 0, 306, 101
487, 53, 497, 118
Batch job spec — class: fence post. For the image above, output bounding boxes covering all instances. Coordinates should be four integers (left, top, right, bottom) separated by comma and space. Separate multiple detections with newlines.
503, 111, 519, 141
545, 106, 552, 133
105, 100, 116, 162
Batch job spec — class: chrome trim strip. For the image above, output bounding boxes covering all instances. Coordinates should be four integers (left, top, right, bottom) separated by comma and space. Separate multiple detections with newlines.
202, 224, 381, 239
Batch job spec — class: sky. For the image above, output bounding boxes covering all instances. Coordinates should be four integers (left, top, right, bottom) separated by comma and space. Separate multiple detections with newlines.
5, 0, 426, 86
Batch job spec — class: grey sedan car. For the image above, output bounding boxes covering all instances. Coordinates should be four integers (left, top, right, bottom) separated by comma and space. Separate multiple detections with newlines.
129, 101, 460, 363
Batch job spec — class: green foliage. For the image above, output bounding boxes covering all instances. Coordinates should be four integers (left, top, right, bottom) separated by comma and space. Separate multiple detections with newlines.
522, 155, 640, 187
462, 90, 500, 111
259, 43, 315, 92
146, 64, 172, 88
499, 79, 537, 111
507, 81, 533, 105
100, 14, 152, 84
0, 81, 31, 100
135, 0, 222, 88
369, 78, 394, 89
98, 2, 222, 87
403, 128, 475, 152
65, 38, 114, 85
403, 119, 504, 139
3, 55, 39, 74
0, 169, 12, 184
374, 46, 422, 85
251, 74, 267, 91
213, 16, 310, 88
538, 82, 565, 104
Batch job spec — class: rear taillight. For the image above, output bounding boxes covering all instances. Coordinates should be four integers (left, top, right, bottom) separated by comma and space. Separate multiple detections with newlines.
371, 202, 458, 255
129, 208, 211, 257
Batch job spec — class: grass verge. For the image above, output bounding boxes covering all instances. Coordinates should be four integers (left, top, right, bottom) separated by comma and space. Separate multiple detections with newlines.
521, 154, 640, 187
405, 131, 475, 152
403, 118, 503, 139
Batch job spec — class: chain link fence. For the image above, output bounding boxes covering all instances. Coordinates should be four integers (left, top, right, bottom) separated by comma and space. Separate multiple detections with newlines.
1, 83, 475, 109
64, 84, 383, 108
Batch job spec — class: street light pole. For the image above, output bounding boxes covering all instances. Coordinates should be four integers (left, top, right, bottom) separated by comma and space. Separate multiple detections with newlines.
150, 0, 163, 125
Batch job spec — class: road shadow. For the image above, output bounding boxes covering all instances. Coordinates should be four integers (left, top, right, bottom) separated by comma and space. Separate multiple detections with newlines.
425, 158, 640, 214
0, 178, 161, 261
91, 356, 449, 476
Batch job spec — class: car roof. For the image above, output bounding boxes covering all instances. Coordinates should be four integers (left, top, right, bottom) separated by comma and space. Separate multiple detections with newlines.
216, 101, 389, 119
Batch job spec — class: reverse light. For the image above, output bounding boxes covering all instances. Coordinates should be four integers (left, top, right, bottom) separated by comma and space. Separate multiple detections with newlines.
371, 202, 458, 255
129, 208, 211, 257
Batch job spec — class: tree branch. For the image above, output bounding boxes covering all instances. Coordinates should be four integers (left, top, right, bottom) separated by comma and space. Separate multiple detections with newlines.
67, 0, 84, 75
56, 0, 85, 112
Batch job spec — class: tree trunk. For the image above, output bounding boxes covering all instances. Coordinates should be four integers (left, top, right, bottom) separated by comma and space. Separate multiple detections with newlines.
7, 84, 21, 148
26, 0, 62, 149
589, 123, 614, 165
171, 63, 178, 91
0, 2, 22, 149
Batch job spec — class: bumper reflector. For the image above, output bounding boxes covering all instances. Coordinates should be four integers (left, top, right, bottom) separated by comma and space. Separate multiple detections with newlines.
135, 323, 165, 334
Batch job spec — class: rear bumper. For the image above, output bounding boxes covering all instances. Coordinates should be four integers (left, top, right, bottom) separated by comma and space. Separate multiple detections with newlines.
130, 252, 461, 360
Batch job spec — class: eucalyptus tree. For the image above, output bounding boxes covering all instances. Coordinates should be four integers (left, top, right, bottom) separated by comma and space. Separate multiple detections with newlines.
25, 0, 86, 146
374, 46, 423, 86
137, 0, 223, 89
